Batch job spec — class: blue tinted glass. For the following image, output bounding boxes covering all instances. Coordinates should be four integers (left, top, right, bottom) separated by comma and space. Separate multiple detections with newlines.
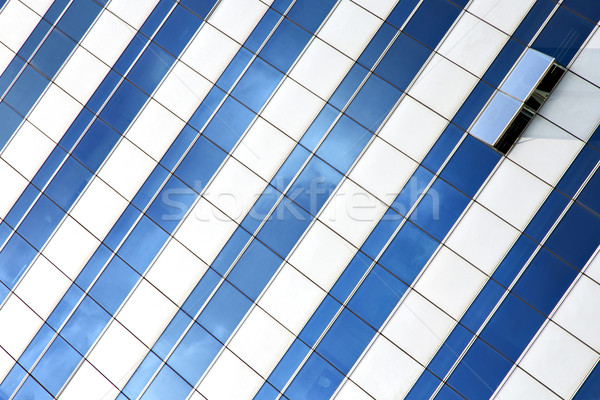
212, 228, 252, 275
573, 360, 600, 400
470, 91, 522, 145
299, 104, 338, 150
18, 195, 64, 250
122, 352, 163, 399
179, 0, 215, 19
56, 0, 102, 39
3, 184, 39, 229
188, 87, 226, 131
18, 18, 53, 60
128, 42, 175, 94
114, 33, 147, 76
202, 96, 255, 150
330, 252, 373, 301
284, 353, 344, 400
392, 166, 434, 216
14, 376, 53, 400
562, 0, 600, 23
99, 80, 148, 133
358, 23, 396, 69
260, 18, 311, 72
132, 166, 170, 211
287, 156, 342, 213
387, 0, 421, 28
346, 74, 401, 131
0, 102, 21, 145
4, 65, 49, 115
578, 169, 600, 215
482, 38, 526, 88
227, 240, 282, 300
557, 145, 600, 197
87, 70, 121, 113
146, 176, 197, 232
72, 119, 120, 171
492, 235, 537, 288
254, 383, 280, 400
403, 0, 460, 49
241, 185, 281, 233
154, 310, 192, 358
501, 49, 554, 101
428, 323, 472, 377
74, 244, 112, 290
422, 124, 463, 173
330, 64, 369, 110
258, 198, 311, 257
232, 58, 283, 113
88, 258, 139, 314
216, 48, 253, 91
103, 205, 141, 251
60, 296, 111, 354
141, 364, 193, 400
175, 135, 226, 189
287, 0, 336, 34
361, 209, 403, 260
513, 0, 556, 43
118, 217, 169, 273
461, 279, 505, 333
524, 189, 570, 243
160, 125, 198, 171
316, 115, 371, 172
0, 362, 27, 399
47, 285, 85, 329
154, 5, 202, 55
245, 9, 280, 53
299, 296, 341, 346
375, 32, 432, 91
44, 157, 92, 210
0, 234, 37, 287
405, 369, 442, 400
452, 81, 495, 130
270, 145, 311, 189
268, 340, 311, 391
30, 336, 81, 396
30, 28, 74, 78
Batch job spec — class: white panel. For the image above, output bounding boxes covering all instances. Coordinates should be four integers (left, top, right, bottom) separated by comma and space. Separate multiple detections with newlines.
318, 0, 381, 60
351, 0, 398, 20
572, 28, 600, 88
509, 116, 583, 186
0, 159, 28, 221
43, 216, 100, 280
379, 95, 448, 163
20, 0, 54, 16
553, 276, 600, 353
116, 279, 178, 347
58, 361, 118, 400
209, 0, 268, 44
2, 121, 54, 181
414, 247, 487, 320
468, 0, 536, 34
438, 13, 508, 77
198, 349, 263, 400
258, 263, 324, 334
0, 346, 14, 384
336, 380, 372, 400
181, 24, 240, 83
28, 83, 81, 142
349, 137, 417, 205
520, 322, 598, 399
87, 321, 148, 388
232, 117, 295, 181
320, 179, 388, 247
125, 99, 185, 162
289, 221, 356, 289
175, 197, 237, 264
495, 368, 561, 400
408, 54, 479, 120
0, 1, 41, 52
97, 138, 156, 201
477, 159, 551, 231
228, 306, 294, 377
261, 77, 325, 141
586, 252, 600, 286
81, 9, 138, 67
70, 178, 129, 239
14, 256, 71, 320
0, 295, 43, 358
154, 61, 212, 122
0, 42, 14, 79
446, 202, 519, 275
290, 39, 354, 100
204, 158, 266, 223
146, 239, 209, 306
351, 336, 423, 400
107, 0, 161, 28
383, 290, 455, 365
54, 46, 110, 105
539, 72, 600, 141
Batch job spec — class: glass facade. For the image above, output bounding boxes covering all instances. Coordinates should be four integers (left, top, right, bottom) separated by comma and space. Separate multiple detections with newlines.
0, 0, 598, 399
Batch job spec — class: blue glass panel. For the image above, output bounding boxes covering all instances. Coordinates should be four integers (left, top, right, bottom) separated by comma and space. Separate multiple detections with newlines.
231, 58, 283, 113
87, 70, 121, 113
147, 176, 197, 232
13, 377, 53, 400
562, 0, 600, 23
513, 0, 556, 43
287, 156, 342, 214
346, 73, 402, 131
30, 336, 81, 396
435, 385, 465, 400
482, 38, 526, 88
131, 166, 170, 211
44, 157, 93, 210
4, 65, 49, 115
103, 205, 141, 251
492, 235, 537, 288
358, 23, 396, 69
299, 104, 338, 150
202, 96, 255, 150
578, 169, 600, 215
47, 285, 85, 329
160, 125, 198, 171
118, 216, 169, 273
470, 91, 521, 146
452, 80, 495, 130
422, 124, 463, 173
316, 115, 372, 172
573, 360, 600, 400
299, 296, 341, 346
387, 0, 421, 28
440, 134, 500, 197
55, 0, 102, 39
141, 364, 193, 400
174, 135, 227, 189
60, 296, 111, 353
245, 9, 280, 54
260, 18, 311, 72
122, 352, 163, 399
212, 229, 252, 275
375, 32, 432, 91
154, 5, 202, 55
403, 0, 461, 49
72, 119, 120, 171
17, 195, 64, 250
3, 184, 39, 230
128, 42, 175, 94
179, 0, 215, 19
18, 18, 53, 61
524, 189, 570, 243
557, 145, 600, 197
154, 312, 192, 361
330, 252, 372, 301
216, 48, 253, 91
428, 323, 473, 377
254, 383, 280, 400
74, 244, 113, 290
114, 33, 147, 76
330, 64, 369, 110
461, 279, 505, 333
501, 49, 554, 101
267, 340, 311, 391
30, 28, 74, 78
241, 185, 281, 233
405, 369, 442, 400
0, 362, 27, 399
287, 0, 337, 34
257, 198, 311, 257
361, 209, 403, 260
284, 354, 344, 400
270, 146, 311, 189
99, 79, 148, 133
392, 166, 434, 216
88, 258, 139, 314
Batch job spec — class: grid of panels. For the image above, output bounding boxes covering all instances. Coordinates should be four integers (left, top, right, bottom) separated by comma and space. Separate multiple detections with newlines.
0, 0, 598, 399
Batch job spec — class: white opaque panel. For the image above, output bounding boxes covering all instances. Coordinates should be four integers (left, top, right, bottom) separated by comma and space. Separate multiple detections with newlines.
0, 295, 43, 358
289, 221, 356, 290
58, 361, 119, 400
54, 46, 110, 105
468, 0, 536, 33
43, 216, 100, 280
0, 1, 41, 52
117, 279, 178, 347
519, 322, 598, 399
181, 24, 240, 83
2, 121, 55, 181
382, 290, 455, 365
28, 83, 81, 142
107, 0, 161, 27
204, 158, 266, 223
477, 159, 551, 231
438, 13, 507, 77
87, 321, 148, 388
351, 0, 398, 19
146, 239, 209, 306
539, 72, 600, 141
97, 138, 156, 201
571, 28, 600, 88
379, 95, 448, 163
335, 380, 372, 400
553, 276, 600, 353
14, 257, 71, 320
408, 54, 479, 120
210, 0, 268, 44
125, 100, 185, 162
318, 0, 381, 60
70, 178, 129, 239
228, 306, 294, 377
20, 0, 54, 16
320, 179, 388, 247
290, 38, 354, 100
0, 42, 14, 78
349, 137, 417, 205
81, 9, 138, 67
261, 78, 325, 141
258, 263, 325, 334
446, 202, 519, 275
351, 335, 423, 400
175, 198, 237, 264
154, 61, 212, 122
495, 368, 561, 400
586, 252, 600, 286
0, 346, 14, 384
0, 159, 28, 221
414, 247, 487, 320
198, 349, 263, 400
232, 117, 295, 181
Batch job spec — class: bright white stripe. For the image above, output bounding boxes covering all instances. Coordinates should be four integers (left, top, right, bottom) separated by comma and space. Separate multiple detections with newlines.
571, 27, 600, 89
0, 0, 52, 54
467, 0, 536, 34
